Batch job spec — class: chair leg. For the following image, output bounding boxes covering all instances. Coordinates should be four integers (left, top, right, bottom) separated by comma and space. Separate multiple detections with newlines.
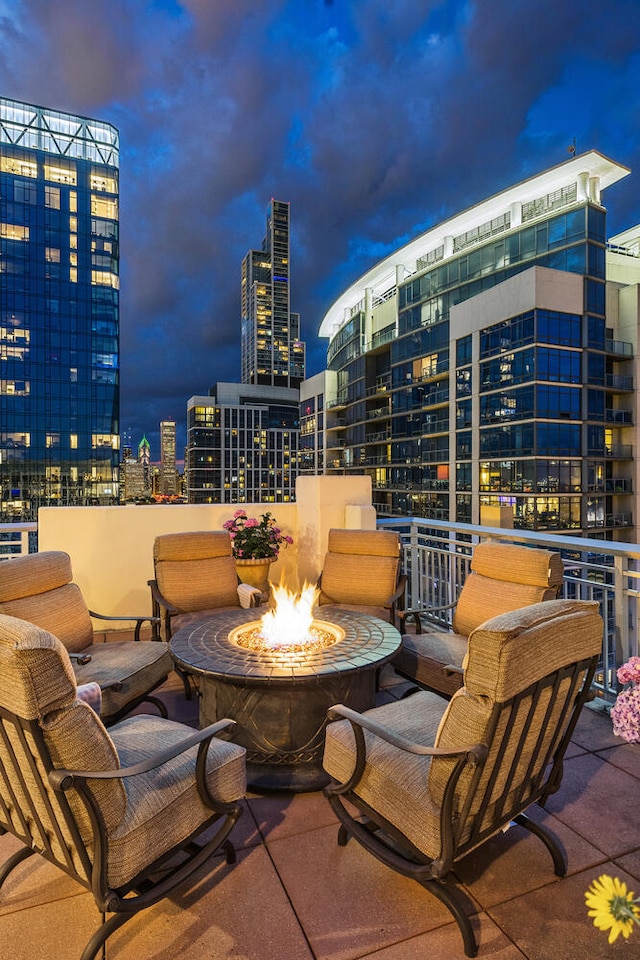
419, 876, 478, 958
514, 812, 566, 876
0, 845, 35, 891
80, 911, 131, 960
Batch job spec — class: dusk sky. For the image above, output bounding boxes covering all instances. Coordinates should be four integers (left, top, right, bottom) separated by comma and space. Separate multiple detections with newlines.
1, 0, 640, 457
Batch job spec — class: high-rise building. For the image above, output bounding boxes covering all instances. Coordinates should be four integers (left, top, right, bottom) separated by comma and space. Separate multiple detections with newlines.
241, 199, 306, 388
159, 419, 177, 495
314, 150, 640, 540
186, 383, 299, 504
0, 97, 120, 519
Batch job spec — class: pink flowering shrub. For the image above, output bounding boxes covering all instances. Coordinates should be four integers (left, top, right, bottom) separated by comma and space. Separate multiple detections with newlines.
611, 657, 640, 744
222, 509, 293, 560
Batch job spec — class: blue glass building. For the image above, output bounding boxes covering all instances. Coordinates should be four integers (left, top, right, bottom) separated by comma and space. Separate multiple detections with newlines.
0, 98, 119, 519
316, 151, 639, 538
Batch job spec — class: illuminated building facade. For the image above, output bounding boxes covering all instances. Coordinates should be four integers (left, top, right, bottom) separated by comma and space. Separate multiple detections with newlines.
0, 97, 120, 519
241, 199, 305, 388
317, 151, 640, 539
159, 419, 177, 495
186, 383, 299, 504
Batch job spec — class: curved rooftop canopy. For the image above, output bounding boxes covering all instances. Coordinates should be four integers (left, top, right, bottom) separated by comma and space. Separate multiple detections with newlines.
318, 150, 630, 339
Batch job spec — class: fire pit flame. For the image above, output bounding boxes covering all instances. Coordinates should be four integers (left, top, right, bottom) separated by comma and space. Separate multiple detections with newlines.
261, 582, 319, 647
230, 582, 344, 654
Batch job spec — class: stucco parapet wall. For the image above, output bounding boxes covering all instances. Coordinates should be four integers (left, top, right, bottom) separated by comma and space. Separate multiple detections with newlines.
38, 476, 374, 622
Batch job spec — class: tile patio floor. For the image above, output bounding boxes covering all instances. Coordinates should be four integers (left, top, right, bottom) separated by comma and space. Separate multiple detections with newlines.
1, 670, 639, 960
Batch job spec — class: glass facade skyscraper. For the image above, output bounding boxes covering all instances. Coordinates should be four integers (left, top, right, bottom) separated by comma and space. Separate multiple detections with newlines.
241, 199, 305, 388
0, 98, 120, 519
316, 151, 639, 539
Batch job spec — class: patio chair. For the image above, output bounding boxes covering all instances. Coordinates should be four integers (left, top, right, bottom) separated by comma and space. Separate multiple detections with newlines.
0, 614, 246, 960
323, 597, 602, 958
0, 551, 172, 725
394, 541, 563, 696
149, 531, 264, 643
316, 529, 407, 626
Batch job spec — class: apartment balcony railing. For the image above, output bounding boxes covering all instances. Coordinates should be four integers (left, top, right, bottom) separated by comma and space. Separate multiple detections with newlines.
605, 373, 634, 391
588, 478, 633, 494
605, 409, 633, 425
604, 338, 634, 358
378, 516, 640, 705
0, 522, 37, 557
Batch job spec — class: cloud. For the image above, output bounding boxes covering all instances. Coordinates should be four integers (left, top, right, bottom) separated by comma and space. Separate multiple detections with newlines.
1, 0, 640, 455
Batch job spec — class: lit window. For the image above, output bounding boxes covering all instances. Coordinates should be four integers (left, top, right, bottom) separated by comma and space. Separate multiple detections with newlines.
70, 267, 78, 283
0, 154, 37, 177
91, 196, 118, 219
45, 248, 61, 263
69, 191, 77, 213
70, 235, 78, 250
91, 271, 119, 289
0, 224, 29, 241
90, 173, 117, 193
44, 162, 77, 185
69, 216, 78, 232
70, 434, 78, 449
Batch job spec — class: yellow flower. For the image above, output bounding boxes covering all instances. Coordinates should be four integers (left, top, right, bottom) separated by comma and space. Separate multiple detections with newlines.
585, 874, 640, 944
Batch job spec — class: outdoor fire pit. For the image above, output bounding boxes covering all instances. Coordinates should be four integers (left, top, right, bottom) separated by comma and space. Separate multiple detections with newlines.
169, 589, 401, 791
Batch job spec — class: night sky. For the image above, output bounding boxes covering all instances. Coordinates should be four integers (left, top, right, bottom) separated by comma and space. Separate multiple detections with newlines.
1, 0, 640, 458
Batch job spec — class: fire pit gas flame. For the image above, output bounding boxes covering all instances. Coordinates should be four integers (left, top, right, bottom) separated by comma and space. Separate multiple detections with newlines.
260, 582, 320, 648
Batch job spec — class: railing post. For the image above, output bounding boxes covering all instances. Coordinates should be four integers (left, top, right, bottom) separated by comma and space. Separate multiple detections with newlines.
410, 521, 420, 608
614, 553, 631, 664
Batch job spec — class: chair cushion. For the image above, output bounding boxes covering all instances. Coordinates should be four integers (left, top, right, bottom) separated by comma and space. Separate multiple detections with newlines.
156, 556, 240, 612
394, 631, 466, 696
71, 640, 173, 723
319, 553, 399, 608
0, 581, 94, 653
464, 598, 602, 701
169, 605, 247, 635
470, 542, 563, 588
154, 531, 232, 562
107, 714, 246, 888
327, 529, 400, 558
317, 601, 393, 624
0, 614, 77, 718
452, 543, 563, 638
0, 551, 73, 601
323, 693, 448, 861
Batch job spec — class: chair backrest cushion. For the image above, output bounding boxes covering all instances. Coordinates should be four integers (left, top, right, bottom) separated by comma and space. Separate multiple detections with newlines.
0, 552, 94, 652
452, 542, 563, 638
430, 599, 602, 810
0, 614, 126, 840
154, 531, 239, 612
319, 529, 400, 607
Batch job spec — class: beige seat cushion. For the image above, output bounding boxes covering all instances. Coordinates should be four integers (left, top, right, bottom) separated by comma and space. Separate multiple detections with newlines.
72, 640, 173, 723
393, 630, 467, 696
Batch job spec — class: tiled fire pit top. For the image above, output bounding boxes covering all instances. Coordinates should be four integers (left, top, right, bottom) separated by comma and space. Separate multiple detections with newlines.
169, 606, 401, 682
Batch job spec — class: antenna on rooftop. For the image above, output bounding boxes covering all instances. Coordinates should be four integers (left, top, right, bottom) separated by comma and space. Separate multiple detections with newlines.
567, 138, 576, 156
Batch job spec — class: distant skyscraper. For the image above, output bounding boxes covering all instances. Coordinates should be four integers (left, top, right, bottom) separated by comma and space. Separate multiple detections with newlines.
0, 97, 120, 519
159, 419, 177, 495
241, 199, 305, 388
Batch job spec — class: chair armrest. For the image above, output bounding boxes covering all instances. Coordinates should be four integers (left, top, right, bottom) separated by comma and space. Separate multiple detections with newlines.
327, 703, 484, 760
88, 610, 161, 642
399, 600, 458, 634
387, 573, 407, 608
49, 718, 237, 789
147, 580, 180, 616
442, 663, 464, 677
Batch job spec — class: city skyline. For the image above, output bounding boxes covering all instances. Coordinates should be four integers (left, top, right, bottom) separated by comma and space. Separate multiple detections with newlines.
1, 1, 639, 454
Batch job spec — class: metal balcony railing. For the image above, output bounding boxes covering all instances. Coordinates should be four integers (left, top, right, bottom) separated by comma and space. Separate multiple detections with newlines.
378, 516, 640, 706
0, 522, 37, 557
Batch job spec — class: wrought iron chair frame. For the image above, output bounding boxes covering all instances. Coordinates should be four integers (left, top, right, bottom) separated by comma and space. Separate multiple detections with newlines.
0, 707, 242, 960
324, 651, 598, 957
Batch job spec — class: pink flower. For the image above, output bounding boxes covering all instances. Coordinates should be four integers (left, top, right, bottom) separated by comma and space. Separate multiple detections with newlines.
245, 517, 259, 527
233, 509, 246, 518
611, 684, 640, 743
618, 656, 640, 686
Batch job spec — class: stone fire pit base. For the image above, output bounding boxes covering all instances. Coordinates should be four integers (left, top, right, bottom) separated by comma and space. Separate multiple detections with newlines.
170, 607, 401, 792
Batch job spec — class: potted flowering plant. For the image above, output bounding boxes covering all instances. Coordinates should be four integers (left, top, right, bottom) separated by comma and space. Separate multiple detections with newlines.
223, 510, 293, 593
223, 509, 293, 559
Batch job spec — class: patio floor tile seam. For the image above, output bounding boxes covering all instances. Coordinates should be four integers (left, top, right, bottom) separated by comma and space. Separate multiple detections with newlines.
259, 829, 320, 959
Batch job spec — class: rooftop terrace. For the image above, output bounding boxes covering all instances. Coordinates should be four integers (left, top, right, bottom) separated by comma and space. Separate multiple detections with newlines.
1, 668, 638, 960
